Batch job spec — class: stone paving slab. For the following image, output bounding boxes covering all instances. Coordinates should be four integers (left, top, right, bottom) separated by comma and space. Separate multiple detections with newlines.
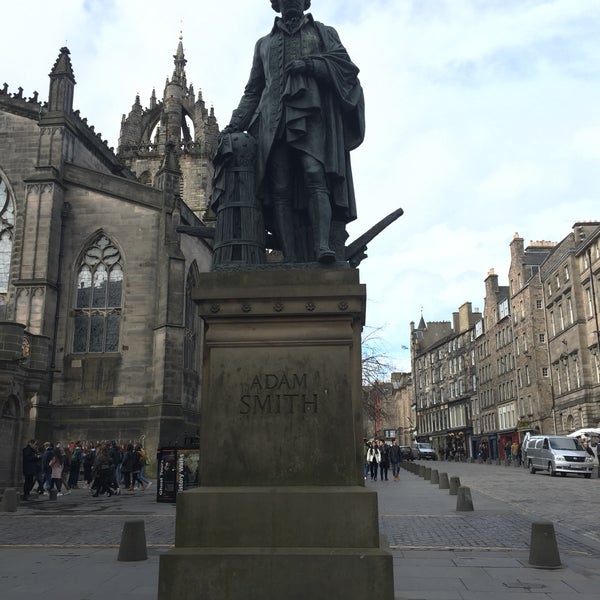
0, 548, 163, 599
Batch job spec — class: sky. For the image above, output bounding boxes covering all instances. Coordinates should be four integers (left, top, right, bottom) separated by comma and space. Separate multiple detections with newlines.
2, 0, 599, 372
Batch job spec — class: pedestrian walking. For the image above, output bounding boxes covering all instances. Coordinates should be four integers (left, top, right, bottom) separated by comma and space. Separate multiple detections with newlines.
389, 441, 401, 481
122, 443, 146, 491
68, 441, 82, 489
379, 441, 390, 481
91, 445, 117, 497
109, 441, 123, 487
49, 447, 64, 495
21, 439, 40, 500
136, 444, 152, 490
511, 440, 519, 463
82, 445, 95, 488
41, 442, 53, 493
504, 440, 512, 463
366, 442, 381, 481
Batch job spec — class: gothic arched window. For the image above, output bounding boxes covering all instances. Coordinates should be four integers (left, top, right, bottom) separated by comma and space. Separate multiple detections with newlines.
183, 264, 199, 371
73, 235, 123, 353
0, 177, 15, 294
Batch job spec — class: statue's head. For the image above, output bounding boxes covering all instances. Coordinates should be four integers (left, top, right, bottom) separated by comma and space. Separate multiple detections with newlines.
271, 0, 311, 15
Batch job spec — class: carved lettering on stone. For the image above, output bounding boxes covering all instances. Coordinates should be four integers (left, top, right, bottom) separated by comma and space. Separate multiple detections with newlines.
238, 372, 318, 415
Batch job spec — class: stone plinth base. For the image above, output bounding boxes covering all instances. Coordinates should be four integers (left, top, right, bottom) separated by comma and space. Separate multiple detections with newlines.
158, 269, 393, 598
173, 486, 381, 548
159, 547, 393, 599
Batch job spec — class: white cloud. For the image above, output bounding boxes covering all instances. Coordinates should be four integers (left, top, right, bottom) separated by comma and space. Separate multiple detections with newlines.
2, 0, 599, 369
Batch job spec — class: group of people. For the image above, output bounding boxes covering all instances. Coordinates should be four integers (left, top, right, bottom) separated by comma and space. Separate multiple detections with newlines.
21, 439, 152, 500
364, 440, 403, 482
502, 440, 523, 465
440, 445, 466, 461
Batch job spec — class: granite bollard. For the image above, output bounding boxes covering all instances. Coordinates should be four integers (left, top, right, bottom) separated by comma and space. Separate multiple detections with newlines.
430, 469, 439, 484
449, 476, 461, 495
438, 472, 450, 490
529, 521, 562, 568
456, 486, 474, 511
424, 467, 431, 481
1, 488, 18, 512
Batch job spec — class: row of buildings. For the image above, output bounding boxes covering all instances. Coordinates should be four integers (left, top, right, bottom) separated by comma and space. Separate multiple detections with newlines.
373, 225, 600, 460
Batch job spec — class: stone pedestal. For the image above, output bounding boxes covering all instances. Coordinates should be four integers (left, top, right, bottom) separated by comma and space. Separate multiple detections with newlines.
158, 269, 393, 599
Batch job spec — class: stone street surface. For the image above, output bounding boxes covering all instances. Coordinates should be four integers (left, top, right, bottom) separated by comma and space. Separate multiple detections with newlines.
1, 460, 599, 599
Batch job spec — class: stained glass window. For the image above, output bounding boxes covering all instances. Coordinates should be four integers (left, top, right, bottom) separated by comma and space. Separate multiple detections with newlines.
0, 177, 15, 294
73, 235, 123, 353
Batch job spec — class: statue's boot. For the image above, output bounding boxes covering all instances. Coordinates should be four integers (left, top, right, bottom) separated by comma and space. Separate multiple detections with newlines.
273, 201, 297, 262
309, 192, 336, 264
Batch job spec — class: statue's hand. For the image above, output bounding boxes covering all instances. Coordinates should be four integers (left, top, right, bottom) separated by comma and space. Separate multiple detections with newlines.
220, 125, 238, 136
285, 59, 308, 75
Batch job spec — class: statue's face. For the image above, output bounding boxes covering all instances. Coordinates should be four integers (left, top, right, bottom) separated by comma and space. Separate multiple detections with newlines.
280, 0, 305, 19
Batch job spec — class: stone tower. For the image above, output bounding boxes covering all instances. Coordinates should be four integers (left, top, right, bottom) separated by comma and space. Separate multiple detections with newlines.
117, 36, 219, 220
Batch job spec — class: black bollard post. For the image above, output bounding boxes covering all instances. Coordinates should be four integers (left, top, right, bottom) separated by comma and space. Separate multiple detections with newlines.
118, 520, 148, 562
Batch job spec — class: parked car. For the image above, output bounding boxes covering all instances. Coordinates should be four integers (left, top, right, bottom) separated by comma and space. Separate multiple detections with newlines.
526, 435, 594, 478
411, 442, 436, 460
399, 446, 413, 461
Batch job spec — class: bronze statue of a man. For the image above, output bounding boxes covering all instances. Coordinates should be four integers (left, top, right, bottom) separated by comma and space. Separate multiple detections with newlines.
222, 0, 365, 264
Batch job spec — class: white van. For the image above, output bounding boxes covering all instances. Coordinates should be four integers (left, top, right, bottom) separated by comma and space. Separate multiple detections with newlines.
526, 435, 594, 478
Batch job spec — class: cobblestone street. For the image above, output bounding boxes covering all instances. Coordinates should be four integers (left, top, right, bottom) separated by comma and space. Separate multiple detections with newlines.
388, 459, 600, 547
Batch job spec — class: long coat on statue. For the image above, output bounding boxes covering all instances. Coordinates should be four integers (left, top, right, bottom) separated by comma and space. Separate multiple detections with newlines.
227, 13, 365, 225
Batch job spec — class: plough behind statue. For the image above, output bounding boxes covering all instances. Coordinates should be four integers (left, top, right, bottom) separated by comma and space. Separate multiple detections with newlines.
178, 131, 403, 270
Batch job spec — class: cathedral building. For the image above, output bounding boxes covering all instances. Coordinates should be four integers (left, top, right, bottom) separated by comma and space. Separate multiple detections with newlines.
0, 41, 217, 488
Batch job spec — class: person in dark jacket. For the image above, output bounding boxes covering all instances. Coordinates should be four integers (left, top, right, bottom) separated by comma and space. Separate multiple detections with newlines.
389, 441, 402, 481
378, 441, 390, 481
68, 441, 82, 489
82, 446, 95, 488
91, 445, 117, 497
120, 443, 145, 491
41, 442, 54, 493
22, 439, 40, 500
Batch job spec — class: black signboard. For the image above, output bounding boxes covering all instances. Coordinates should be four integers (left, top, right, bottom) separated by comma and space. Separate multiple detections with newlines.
156, 447, 200, 503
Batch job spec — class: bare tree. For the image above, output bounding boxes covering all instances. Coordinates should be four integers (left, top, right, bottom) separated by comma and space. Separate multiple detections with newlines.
361, 326, 395, 434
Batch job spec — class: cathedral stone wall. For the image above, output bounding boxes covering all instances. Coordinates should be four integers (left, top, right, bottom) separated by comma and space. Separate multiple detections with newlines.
0, 43, 214, 489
